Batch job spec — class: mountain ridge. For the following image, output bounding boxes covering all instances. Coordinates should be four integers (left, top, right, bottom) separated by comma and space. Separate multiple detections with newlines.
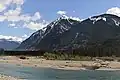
0, 39, 20, 50
18, 13, 120, 52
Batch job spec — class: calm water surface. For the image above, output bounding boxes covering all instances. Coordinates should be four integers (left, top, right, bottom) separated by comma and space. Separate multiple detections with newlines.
0, 63, 120, 80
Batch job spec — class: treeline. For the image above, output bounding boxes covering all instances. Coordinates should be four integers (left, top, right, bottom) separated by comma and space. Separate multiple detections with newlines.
0, 50, 45, 56
57, 39, 120, 57
70, 46, 120, 57
0, 46, 119, 57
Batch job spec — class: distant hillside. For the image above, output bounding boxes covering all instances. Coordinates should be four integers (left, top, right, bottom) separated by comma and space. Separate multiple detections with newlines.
0, 39, 20, 50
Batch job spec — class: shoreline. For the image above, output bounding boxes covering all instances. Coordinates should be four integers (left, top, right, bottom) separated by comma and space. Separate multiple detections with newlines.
0, 56, 120, 71
0, 74, 22, 80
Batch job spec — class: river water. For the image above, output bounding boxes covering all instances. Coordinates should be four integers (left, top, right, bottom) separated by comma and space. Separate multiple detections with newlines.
0, 63, 120, 80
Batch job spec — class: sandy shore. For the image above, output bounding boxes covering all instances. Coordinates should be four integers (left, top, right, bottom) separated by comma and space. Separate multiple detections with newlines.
0, 56, 120, 71
0, 74, 21, 80
0, 56, 95, 70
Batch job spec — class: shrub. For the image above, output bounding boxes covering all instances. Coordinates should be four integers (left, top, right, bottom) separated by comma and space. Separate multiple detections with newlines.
43, 52, 93, 61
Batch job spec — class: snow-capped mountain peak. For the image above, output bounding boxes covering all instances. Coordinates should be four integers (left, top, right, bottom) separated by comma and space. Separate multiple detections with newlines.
45, 15, 81, 32
56, 15, 81, 23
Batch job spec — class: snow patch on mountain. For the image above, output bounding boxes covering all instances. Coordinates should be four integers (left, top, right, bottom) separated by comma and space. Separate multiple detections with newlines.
59, 24, 70, 33
89, 17, 107, 24
106, 7, 120, 17
112, 18, 120, 26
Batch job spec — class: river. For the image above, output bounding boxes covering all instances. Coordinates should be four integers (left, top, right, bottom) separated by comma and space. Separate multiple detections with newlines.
0, 63, 120, 80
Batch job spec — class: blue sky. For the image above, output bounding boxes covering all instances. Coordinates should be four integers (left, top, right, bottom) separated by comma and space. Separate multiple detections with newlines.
0, 0, 120, 42
22, 0, 120, 19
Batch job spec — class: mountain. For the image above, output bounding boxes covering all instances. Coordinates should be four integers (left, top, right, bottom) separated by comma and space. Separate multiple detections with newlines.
17, 29, 44, 50
18, 14, 120, 52
18, 16, 80, 50
0, 39, 20, 50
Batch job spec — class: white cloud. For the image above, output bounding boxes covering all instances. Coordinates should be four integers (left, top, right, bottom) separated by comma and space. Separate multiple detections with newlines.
106, 7, 120, 17
0, 4, 6, 12
3, 7, 27, 22
7, 15, 21, 22
0, 15, 6, 22
0, 0, 12, 12
22, 34, 29, 40
20, 14, 32, 22
26, 21, 48, 31
0, 0, 49, 42
4, 11, 41, 22
32, 12, 41, 21
0, 34, 23, 42
12, 0, 24, 5
4, 7, 21, 16
0, 0, 24, 12
22, 34, 28, 38
3, 10, 42, 23
0, 0, 48, 31
57, 10, 67, 15
0, 0, 24, 22
9, 23, 16, 27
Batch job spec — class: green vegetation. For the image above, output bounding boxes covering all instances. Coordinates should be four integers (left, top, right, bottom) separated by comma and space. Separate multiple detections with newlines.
43, 52, 120, 61
43, 52, 93, 61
